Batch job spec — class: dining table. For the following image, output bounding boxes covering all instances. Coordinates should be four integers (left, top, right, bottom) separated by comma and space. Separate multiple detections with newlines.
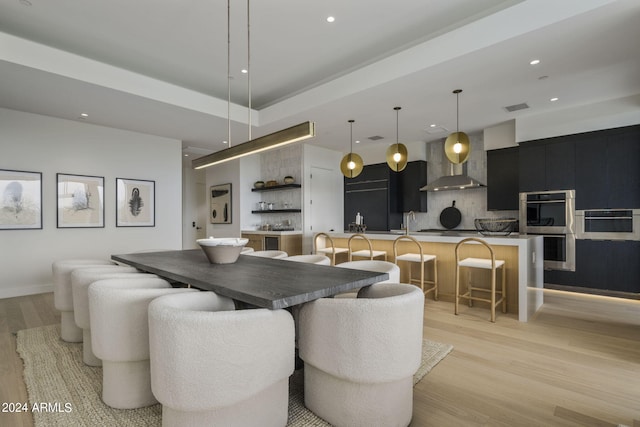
111, 249, 389, 309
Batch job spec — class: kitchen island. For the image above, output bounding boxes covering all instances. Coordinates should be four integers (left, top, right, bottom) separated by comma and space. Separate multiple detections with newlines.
319, 232, 543, 321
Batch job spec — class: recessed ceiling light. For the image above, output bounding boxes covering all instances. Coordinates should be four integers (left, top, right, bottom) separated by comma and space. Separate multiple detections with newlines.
326, 16, 335, 23
550, 97, 559, 102
430, 124, 437, 128
80, 113, 88, 117
241, 69, 248, 74
355, 140, 360, 144
184, 154, 189, 157
223, 140, 228, 144
530, 59, 541, 65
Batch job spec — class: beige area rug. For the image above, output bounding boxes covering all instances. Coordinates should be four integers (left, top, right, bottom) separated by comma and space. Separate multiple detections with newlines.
16, 324, 452, 427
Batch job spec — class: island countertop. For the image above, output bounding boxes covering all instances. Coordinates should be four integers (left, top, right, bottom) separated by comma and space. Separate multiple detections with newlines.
320, 232, 544, 322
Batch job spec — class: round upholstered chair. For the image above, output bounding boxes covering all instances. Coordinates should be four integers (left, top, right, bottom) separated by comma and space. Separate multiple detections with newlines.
71, 266, 147, 366
298, 283, 424, 427
148, 291, 295, 427
52, 259, 115, 342
88, 277, 197, 409
283, 254, 331, 265
334, 260, 401, 298
244, 250, 288, 259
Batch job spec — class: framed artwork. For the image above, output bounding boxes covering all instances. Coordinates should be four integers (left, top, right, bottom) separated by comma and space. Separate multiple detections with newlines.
57, 173, 105, 228
116, 178, 155, 227
210, 183, 232, 224
0, 169, 42, 230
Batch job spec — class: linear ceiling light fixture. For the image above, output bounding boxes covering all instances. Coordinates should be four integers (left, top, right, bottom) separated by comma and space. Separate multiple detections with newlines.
386, 106, 408, 172
340, 119, 363, 178
193, 0, 315, 170
444, 89, 470, 164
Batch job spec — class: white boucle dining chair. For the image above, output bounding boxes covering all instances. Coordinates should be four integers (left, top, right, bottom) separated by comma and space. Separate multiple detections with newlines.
334, 260, 400, 298
283, 254, 331, 265
52, 258, 115, 342
71, 266, 148, 366
148, 291, 295, 427
298, 283, 424, 427
244, 250, 288, 259
88, 277, 198, 409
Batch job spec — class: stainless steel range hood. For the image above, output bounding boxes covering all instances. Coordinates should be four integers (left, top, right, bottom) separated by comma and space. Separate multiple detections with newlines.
420, 162, 485, 192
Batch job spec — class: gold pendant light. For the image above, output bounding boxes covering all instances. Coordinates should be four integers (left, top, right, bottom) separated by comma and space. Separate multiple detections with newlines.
444, 89, 470, 164
340, 119, 364, 178
386, 106, 408, 172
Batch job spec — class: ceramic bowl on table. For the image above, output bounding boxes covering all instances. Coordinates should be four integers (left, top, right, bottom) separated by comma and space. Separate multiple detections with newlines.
196, 237, 249, 264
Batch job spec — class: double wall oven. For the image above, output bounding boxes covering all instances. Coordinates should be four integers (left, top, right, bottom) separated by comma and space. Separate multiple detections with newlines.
520, 190, 575, 271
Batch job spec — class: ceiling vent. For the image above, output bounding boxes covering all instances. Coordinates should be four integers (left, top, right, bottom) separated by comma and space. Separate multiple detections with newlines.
504, 102, 529, 112
367, 135, 384, 141
425, 126, 449, 134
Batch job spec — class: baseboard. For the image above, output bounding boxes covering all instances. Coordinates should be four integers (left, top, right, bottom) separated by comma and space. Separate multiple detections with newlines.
0, 284, 53, 299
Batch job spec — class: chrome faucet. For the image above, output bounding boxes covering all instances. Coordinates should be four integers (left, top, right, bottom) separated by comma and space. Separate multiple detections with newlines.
402, 211, 416, 235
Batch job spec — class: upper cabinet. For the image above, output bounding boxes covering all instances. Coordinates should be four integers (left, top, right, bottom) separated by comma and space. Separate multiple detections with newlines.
487, 147, 519, 210
398, 160, 427, 212
576, 125, 640, 209
344, 163, 400, 231
519, 137, 575, 192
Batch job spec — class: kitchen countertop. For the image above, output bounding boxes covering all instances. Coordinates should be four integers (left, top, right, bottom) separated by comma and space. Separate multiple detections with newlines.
332, 230, 532, 246
241, 230, 303, 235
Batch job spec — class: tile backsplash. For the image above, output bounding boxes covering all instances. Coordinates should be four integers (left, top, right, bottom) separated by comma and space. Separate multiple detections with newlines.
408, 131, 518, 231
252, 145, 303, 230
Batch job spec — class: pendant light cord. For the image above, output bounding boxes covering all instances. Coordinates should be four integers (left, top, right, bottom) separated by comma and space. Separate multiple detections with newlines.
247, 0, 251, 141
227, 0, 231, 148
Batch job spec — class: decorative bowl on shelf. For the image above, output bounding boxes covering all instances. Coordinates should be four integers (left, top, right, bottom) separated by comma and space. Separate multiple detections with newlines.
196, 237, 249, 264
474, 218, 518, 236
253, 181, 265, 189
266, 180, 278, 187
283, 176, 295, 184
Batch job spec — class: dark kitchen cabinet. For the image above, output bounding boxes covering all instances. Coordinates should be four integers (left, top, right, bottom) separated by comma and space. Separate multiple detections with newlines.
518, 143, 546, 192
343, 163, 401, 231
607, 126, 640, 209
398, 160, 427, 212
575, 134, 608, 210
575, 125, 640, 209
519, 137, 575, 192
576, 239, 640, 293
487, 147, 519, 210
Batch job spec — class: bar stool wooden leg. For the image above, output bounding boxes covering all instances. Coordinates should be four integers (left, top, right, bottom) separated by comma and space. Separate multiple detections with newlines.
490, 268, 496, 323
418, 260, 424, 293
433, 260, 438, 301
501, 264, 507, 313
454, 264, 460, 315
467, 270, 473, 307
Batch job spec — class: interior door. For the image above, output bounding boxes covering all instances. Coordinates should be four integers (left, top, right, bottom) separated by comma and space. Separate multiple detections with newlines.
309, 166, 341, 233
196, 182, 207, 240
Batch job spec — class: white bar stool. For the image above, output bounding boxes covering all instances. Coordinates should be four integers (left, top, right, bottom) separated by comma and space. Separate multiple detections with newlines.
455, 237, 506, 322
393, 235, 438, 300
313, 232, 348, 265
348, 233, 387, 261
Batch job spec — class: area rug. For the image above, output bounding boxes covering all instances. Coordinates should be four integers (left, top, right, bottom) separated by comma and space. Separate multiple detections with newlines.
16, 324, 452, 427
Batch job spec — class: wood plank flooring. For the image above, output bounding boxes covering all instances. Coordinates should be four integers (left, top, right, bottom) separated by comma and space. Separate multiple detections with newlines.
1, 291, 638, 427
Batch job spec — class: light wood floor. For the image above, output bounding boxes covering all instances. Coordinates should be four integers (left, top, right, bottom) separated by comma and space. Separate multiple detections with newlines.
1, 291, 639, 427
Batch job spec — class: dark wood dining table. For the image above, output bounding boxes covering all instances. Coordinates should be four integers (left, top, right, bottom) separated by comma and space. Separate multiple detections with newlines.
111, 249, 389, 309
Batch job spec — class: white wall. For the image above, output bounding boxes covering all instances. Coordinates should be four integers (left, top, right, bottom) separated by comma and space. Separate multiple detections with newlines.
204, 159, 242, 238
0, 108, 182, 298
